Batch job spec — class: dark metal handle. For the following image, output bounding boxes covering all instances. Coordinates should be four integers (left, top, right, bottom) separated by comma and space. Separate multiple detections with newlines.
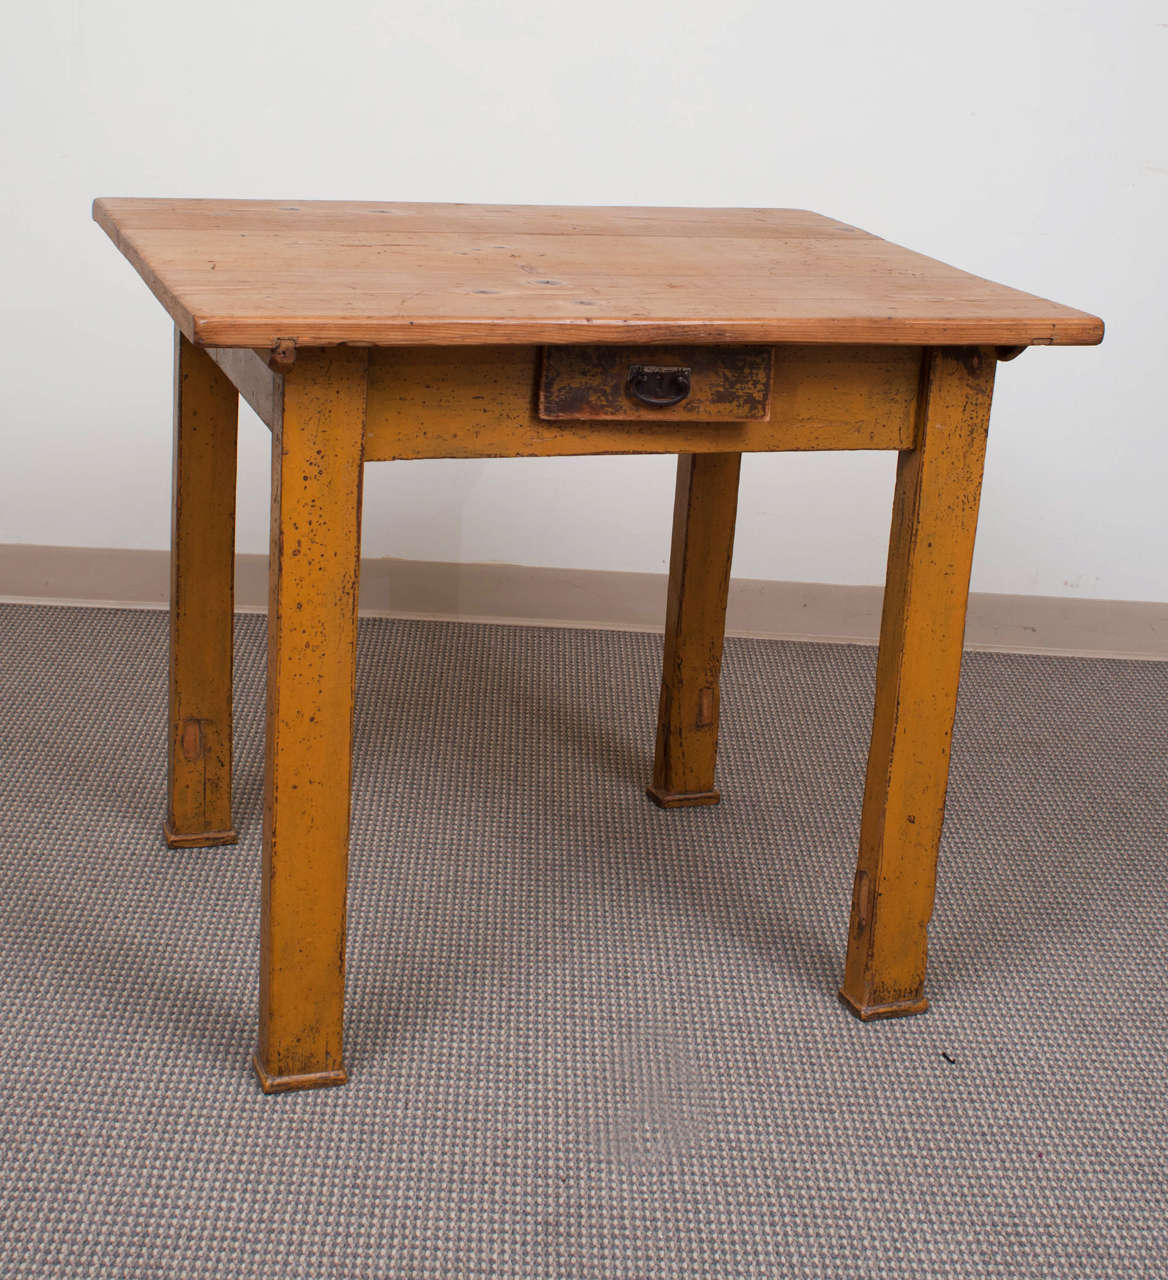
626, 365, 692, 408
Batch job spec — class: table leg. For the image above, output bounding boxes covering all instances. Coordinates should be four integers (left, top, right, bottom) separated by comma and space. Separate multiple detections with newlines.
165, 332, 239, 848
648, 452, 741, 808
253, 348, 368, 1093
841, 348, 996, 1019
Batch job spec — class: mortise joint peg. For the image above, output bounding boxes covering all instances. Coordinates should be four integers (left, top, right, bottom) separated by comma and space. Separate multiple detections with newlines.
269, 338, 297, 370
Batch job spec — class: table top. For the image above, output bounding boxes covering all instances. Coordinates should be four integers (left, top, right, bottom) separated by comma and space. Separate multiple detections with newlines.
94, 198, 1103, 350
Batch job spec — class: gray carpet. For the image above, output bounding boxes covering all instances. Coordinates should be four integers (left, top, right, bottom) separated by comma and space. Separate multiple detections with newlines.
1, 601, 1166, 1279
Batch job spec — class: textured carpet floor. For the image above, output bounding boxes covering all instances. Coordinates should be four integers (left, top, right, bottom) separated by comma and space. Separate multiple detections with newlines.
1, 601, 1166, 1279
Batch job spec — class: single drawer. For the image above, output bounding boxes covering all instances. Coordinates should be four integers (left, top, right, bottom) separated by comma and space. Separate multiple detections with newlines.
538, 345, 773, 422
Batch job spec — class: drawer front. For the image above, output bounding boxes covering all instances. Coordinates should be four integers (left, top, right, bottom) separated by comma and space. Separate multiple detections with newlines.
539, 345, 773, 422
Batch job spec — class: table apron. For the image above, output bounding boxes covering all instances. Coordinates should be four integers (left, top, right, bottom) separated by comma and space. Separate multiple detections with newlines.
206, 343, 925, 458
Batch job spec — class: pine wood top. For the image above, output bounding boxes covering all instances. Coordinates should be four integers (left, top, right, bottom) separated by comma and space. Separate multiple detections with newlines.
93, 198, 1103, 350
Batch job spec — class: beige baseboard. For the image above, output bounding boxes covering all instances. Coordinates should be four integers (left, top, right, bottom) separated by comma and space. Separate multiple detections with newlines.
1, 543, 1165, 660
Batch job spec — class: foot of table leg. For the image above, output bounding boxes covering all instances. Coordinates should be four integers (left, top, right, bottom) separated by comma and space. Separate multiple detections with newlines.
646, 785, 721, 809
163, 824, 238, 849
839, 990, 930, 1021
255, 348, 368, 1093
649, 452, 741, 809
840, 348, 995, 1018
166, 331, 239, 849
252, 1052, 348, 1095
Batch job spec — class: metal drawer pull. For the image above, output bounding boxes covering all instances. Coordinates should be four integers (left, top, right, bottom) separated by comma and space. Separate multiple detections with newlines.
626, 365, 692, 408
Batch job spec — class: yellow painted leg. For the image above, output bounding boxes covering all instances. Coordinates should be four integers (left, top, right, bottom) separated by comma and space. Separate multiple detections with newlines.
165, 331, 239, 849
841, 348, 996, 1019
254, 348, 368, 1093
648, 452, 741, 808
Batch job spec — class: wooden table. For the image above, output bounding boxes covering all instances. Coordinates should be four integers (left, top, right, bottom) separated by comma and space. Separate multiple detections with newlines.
95, 199, 1103, 1093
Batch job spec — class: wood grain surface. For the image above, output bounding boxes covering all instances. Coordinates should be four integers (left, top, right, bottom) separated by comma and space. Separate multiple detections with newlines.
94, 199, 1104, 349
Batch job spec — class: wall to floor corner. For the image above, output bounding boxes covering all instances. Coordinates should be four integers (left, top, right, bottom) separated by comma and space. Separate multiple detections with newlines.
1, 2, 1164, 603
3, 546, 1166, 662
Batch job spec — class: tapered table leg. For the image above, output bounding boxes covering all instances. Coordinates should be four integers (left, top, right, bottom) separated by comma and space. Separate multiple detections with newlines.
253, 348, 368, 1093
648, 452, 741, 808
165, 332, 239, 849
841, 348, 996, 1019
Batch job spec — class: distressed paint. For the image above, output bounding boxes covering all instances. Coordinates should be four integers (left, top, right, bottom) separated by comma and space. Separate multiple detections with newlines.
539, 345, 773, 420
254, 346, 368, 1093
840, 347, 997, 1019
648, 452, 742, 807
365, 345, 921, 460
165, 330, 239, 848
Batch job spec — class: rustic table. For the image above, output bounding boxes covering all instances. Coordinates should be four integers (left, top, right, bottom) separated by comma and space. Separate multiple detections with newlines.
95, 199, 1103, 1093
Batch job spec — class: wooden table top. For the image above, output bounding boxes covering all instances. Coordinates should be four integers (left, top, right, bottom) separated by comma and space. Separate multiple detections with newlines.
94, 198, 1103, 350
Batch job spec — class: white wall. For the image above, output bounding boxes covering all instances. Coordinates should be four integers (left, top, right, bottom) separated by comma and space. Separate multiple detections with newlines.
2, 1, 1164, 601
